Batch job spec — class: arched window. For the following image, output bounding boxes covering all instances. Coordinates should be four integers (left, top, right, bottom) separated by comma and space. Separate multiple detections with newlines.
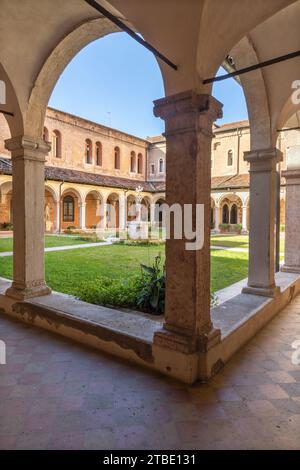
222, 204, 229, 224
230, 204, 238, 224
43, 127, 49, 142
137, 153, 143, 174
114, 147, 120, 170
96, 142, 102, 166
227, 150, 233, 166
85, 139, 92, 164
130, 151, 136, 172
63, 195, 74, 222
159, 158, 164, 173
52, 130, 61, 158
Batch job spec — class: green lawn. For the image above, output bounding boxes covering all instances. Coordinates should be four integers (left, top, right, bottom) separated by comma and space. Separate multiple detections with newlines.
211, 234, 285, 252
0, 235, 97, 252
0, 244, 248, 296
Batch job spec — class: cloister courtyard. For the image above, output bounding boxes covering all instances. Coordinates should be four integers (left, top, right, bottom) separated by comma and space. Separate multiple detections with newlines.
0, 233, 263, 303
1, 0, 300, 455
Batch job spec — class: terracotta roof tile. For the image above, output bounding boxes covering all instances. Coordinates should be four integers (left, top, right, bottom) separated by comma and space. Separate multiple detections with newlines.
0, 157, 165, 193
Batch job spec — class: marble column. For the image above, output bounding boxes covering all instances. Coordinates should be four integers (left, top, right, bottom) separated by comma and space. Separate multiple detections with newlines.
119, 193, 126, 230
54, 200, 60, 233
79, 202, 86, 230
153, 91, 222, 362
214, 205, 220, 231
241, 205, 248, 232
242, 148, 282, 297
281, 169, 300, 273
5, 135, 51, 299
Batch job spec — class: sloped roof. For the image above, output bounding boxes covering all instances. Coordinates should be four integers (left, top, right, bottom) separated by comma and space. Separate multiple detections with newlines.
0, 157, 163, 193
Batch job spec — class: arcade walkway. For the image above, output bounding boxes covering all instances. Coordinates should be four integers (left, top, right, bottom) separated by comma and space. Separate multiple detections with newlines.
0, 296, 299, 450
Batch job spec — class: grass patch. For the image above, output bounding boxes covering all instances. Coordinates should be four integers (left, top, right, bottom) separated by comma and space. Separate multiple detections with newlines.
0, 244, 248, 298
0, 235, 101, 252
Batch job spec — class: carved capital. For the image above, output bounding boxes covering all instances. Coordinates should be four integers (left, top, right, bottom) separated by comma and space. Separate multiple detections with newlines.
5, 135, 51, 161
154, 91, 223, 136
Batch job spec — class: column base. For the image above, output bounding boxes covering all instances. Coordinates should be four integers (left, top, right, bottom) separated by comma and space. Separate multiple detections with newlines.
5, 282, 52, 300
153, 326, 222, 383
242, 285, 280, 298
281, 265, 300, 274
153, 325, 221, 354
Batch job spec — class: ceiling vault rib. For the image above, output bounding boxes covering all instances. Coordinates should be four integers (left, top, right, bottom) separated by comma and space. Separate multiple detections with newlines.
83, 0, 178, 71
203, 49, 300, 84
277, 126, 300, 132
0, 109, 14, 117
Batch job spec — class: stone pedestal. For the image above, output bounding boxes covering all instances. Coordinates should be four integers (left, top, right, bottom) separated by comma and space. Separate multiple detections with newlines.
5, 135, 51, 300
281, 169, 300, 273
242, 148, 282, 297
152, 91, 223, 381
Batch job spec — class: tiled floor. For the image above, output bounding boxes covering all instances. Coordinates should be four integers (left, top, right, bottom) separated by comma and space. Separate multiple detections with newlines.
0, 296, 300, 450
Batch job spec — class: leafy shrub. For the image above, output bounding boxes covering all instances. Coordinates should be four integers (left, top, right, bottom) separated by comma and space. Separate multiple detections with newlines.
0, 222, 13, 230
231, 223, 242, 232
77, 253, 218, 314
119, 240, 165, 247
64, 226, 76, 234
75, 234, 103, 243
77, 275, 143, 309
219, 223, 230, 231
137, 254, 165, 314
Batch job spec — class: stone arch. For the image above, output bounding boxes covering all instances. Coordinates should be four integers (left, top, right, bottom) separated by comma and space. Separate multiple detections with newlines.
106, 192, 120, 229
61, 187, 83, 230
25, 18, 165, 138
141, 196, 151, 222
219, 194, 243, 225
127, 193, 137, 222
0, 62, 23, 137
0, 180, 13, 225
227, 35, 271, 150
85, 190, 103, 229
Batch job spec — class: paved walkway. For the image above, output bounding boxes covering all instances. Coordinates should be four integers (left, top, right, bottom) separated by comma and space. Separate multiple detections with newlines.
0, 295, 299, 449
0, 241, 112, 257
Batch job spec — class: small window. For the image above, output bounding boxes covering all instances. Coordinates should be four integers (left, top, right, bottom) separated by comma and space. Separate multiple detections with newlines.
96, 142, 102, 166
52, 130, 61, 158
227, 150, 233, 166
85, 139, 92, 164
130, 151, 136, 172
159, 158, 164, 173
137, 153, 143, 174
213, 142, 220, 151
114, 147, 120, 169
63, 195, 74, 222
150, 164, 155, 175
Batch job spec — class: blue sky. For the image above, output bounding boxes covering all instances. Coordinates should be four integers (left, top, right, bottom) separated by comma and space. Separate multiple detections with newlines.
49, 32, 248, 139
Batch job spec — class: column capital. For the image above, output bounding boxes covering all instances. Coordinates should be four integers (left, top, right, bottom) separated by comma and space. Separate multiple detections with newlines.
244, 148, 283, 167
282, 169, 300, 183
5, 135, 51, 161
153, 91, 223, 136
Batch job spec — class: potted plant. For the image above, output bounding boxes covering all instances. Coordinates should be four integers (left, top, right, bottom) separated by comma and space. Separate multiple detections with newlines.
219, 223, 230, 233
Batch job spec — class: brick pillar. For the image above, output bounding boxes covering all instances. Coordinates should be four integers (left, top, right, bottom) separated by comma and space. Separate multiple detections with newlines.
281, 169, 300, 273
152, 91, 222, 381
242, 148, 282, 297
5, 135, 51, 299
